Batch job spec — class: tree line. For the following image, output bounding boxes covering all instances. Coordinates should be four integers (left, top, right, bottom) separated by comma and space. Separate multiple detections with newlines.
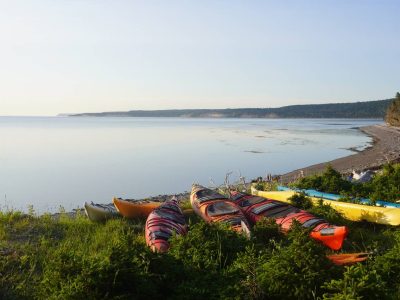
71, 98, 394, 119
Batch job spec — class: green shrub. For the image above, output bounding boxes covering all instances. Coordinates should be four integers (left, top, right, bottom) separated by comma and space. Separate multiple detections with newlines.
253, 181, 277, 192
294, 164, 400, 205
308, 200, 348, 226
288, 193, 313, 210
295, 165, 352, 194
323, 264, 387, 300
228, 245, 269, 300
168, 221, 250, 299
257, 222, 334, 299
369, 164, 400, 203
251, 217, 285, 249
37, 219, 158, 299
371, 231, 400, 296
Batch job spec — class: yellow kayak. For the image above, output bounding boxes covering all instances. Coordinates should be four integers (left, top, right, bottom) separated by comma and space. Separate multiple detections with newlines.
251, 186, 400, 226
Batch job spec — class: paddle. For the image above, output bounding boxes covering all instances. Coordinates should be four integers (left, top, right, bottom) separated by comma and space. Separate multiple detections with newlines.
327, 252, 370, 265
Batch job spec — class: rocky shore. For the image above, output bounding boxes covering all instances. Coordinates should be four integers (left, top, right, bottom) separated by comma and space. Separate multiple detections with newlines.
280, 124, 400, 183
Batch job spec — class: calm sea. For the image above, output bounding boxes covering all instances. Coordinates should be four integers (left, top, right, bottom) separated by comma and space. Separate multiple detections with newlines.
0, 117, 382, 213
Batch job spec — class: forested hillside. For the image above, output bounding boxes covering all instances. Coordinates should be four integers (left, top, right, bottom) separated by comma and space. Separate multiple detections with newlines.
69, 98, 393, 119
385, 93, 400, 126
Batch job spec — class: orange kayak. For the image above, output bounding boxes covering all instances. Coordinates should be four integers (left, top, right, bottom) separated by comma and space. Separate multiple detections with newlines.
113, 197, 161, 218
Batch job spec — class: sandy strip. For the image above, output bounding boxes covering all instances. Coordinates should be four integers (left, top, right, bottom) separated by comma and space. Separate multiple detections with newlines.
280, 124, 400, 183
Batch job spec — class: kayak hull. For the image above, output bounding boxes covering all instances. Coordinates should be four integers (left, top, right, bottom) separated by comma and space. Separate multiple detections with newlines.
84, 202, 119, 222
252, 186, 400, 226
191, 185, 251, 236
113, 198, 161, 218
145, 199, 187, 253
230, 191, 347, 250
277, 186, 400, 208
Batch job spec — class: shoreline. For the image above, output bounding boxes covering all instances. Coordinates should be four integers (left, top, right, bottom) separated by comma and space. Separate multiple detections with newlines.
279, 124, 400, 183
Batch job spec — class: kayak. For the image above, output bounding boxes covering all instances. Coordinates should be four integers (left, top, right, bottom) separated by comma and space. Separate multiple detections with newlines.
277, 186, 400, 208
251, 186, 400, 226
145, 198, 188, 253
191, 184, 251, 236
113, 198, 161, 218
84, 202, 120, 222
229, 191, 348, 250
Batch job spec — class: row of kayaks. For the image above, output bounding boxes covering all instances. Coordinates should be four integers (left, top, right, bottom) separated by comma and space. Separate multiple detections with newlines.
84, 198, 161, 222
277, 185, 400, 208
191, 185, 348, 251
84, 185, 372, 265
253, 186, 400, 226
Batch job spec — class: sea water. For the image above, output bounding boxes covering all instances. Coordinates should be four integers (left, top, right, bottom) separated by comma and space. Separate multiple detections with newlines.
0, 117, 381, 213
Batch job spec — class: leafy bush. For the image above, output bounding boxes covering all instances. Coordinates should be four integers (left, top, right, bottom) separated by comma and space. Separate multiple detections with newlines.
295, 165, 352, 194
253, 181, 277, 192
168, 221, 250, 299
323, 264, 387, 300
371, 231, 400, 296
257, 222, 334, 299
251, 217, 285, 249
369, 164, 400, 203
294, 164, 400, 205
308, 200, 348, 226
37, 219, 159, 299
288, 193, 313, 210
228, 245, 269, 300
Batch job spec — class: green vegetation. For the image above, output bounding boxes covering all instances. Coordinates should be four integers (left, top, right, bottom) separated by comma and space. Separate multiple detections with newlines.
1, 165, 400, 299
71, 98, 392, 119
288, 193, 313, 210
1, 204, 400, 299
293, 165, 353, 194
293, 164, 400, 204
385, 92, 400, 126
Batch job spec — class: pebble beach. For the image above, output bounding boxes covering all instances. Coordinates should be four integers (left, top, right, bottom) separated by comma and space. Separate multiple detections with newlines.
280, 124, 400, 183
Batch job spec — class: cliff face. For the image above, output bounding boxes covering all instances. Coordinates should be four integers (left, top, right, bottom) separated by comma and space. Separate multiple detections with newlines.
385, 93, 400, 127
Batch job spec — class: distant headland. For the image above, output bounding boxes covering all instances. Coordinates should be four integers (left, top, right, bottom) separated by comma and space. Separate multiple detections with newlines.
65, 98, 393, 119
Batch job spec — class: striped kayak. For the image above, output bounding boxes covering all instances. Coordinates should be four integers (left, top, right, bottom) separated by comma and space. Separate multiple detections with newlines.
277, 185, 400, 208
251, 186, 400, 226
191, 184, 251, 236
145, 198, 188, 253
230, 191, 347, 250
84, 202, 120, 222
113, 198, 161, 218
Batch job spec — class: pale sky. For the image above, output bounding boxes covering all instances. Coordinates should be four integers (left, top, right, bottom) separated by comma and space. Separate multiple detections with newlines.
0, 0, 399, 116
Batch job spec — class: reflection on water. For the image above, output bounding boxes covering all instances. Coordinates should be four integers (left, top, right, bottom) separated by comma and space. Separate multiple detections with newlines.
0, 117, 382, 212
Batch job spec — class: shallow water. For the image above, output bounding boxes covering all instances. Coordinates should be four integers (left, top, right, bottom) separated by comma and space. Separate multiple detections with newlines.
0, 117, 381, 212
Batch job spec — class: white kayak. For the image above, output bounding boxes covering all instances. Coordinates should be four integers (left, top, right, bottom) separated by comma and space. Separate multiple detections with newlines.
84, 202, 120, 222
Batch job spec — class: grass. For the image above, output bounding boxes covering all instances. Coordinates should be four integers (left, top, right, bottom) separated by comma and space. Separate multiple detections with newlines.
1, 205, 400, 299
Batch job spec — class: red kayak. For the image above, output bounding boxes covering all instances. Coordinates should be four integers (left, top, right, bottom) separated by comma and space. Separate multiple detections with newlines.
191, 185, 251, 236
145, 198, 188, 253
230, 191, 348, 250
